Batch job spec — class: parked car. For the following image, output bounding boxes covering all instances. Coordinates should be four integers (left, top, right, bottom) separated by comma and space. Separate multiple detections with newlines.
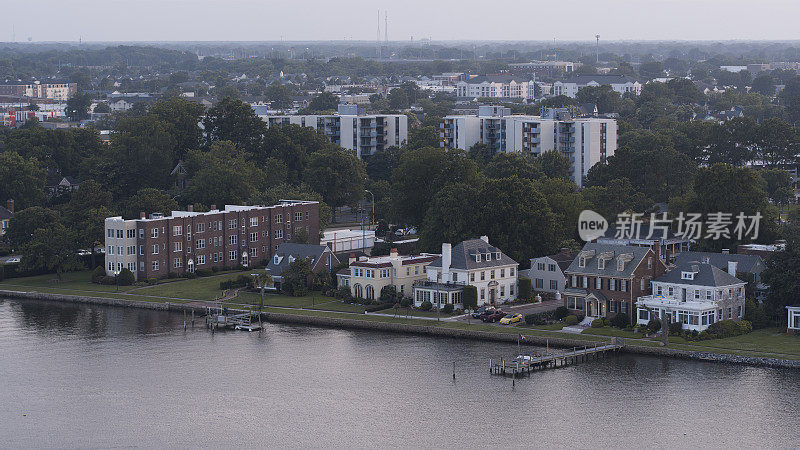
472, 306, 496, 319
499, 313, 523, 325
482, 310, 507, 323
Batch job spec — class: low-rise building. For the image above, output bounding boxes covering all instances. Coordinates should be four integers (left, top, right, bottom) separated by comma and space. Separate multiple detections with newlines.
563, 243, 667, 324
265, 243, 339, 289
0, 82, 77, 100
343, 249, 438, 301
551, 75, 641, 98
636, 262, 747, 332
104, 201, 319, 281
456, 75, 537, 101
787, 305, 800, 334
413, 237, 519, 309
674, 251, 767, 301
524, 249, 576, 294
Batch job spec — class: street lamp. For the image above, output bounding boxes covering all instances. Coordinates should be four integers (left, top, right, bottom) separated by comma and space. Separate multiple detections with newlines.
365, 189, 375, 230
114, 269, 120, 292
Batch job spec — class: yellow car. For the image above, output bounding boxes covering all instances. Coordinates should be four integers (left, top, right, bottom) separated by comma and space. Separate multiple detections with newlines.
499, 313, 523, 325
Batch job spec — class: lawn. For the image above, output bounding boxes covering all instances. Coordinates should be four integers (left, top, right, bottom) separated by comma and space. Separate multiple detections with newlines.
0, 270, 141, 293
667, 328, 800, 357
518, 322, 568, 331
129, 272, 246, 301
582, 327, 641, 338
231, 291, 367, 313
373, 306, 458, 318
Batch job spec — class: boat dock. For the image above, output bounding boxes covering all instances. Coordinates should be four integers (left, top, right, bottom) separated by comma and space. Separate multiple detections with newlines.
490, 341, 623, 377
205, 306, 263, 331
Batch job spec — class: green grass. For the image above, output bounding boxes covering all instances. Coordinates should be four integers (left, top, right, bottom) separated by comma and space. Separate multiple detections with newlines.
667, 328, 800, 357
373, 306, 458, 318
582, 327, 641, 338
518, 322, 567, 331
0, 270, 141, 293
231, 292, 367, 313
131, 273, 245, 301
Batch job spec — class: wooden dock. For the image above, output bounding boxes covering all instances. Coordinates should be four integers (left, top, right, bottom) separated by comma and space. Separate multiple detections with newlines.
490, 341, 623, 377
205, 306, 262, 331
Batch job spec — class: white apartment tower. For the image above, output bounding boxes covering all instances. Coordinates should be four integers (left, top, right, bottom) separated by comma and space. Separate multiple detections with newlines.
441, 106, 617, 187
258, 104, 408, 159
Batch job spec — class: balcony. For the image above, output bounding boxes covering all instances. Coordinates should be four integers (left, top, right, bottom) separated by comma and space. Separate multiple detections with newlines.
559, 136, 575, 144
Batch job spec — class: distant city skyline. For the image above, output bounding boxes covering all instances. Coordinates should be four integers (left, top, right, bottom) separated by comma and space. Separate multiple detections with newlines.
2, 0, 800, 43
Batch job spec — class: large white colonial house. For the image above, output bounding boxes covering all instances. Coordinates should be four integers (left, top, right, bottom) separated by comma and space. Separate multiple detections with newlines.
636, 261, 747, 332
413, 237, 518, 310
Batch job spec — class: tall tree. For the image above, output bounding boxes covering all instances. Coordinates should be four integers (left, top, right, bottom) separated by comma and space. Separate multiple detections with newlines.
109, 114, 177, 196
5, 206, 60, 250
406, 126, 439, 150
304, 147, 367, 217
0, 151, 46, 210
203, 97, 265, 153
149, 97, 206, 161
185, 141, 267, 206
65, 92, 92, 121
21, 223, 82, 281
123, 188, 179, 220
539, 150, 572, 180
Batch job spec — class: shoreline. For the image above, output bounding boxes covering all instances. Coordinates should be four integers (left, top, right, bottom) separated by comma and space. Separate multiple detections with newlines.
2, 289, 798, 370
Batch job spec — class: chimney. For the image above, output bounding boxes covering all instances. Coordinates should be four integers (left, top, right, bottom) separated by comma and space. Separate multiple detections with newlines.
728, 261, 737, 276
210, 204, 217, 211
390, 248, 398, 258
479, 235, 489, 244
140, 211, 146, 220
187, 204, 194, 212
348, 253, 356, 265
6, 199, 13, 213
441, 243, 452, 281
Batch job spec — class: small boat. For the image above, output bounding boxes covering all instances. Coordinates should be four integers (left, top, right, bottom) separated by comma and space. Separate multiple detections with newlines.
235, 324, 262, 332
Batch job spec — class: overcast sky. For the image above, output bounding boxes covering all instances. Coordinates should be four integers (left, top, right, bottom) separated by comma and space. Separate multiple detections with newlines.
3, 1, 800, 43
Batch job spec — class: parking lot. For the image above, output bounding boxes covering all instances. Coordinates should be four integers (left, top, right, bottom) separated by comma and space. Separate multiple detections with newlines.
451, 298, 561, 324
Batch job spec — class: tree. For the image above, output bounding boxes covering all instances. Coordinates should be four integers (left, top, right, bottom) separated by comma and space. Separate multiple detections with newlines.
306, 92, 339, 112
109, 114, 177, 196
483, 152, 544, 180
65, 92, 92, 121
639, 61, 665, 80
419, 183, 482, 251
575, 85, 622, 113
254, 183, 332, 231
203, 97, 265, 153
391, 147, 479, 226
780, 76, 800, 124
64, 179, 114, 268
518, 278, 532, 300
149, 97, 206, 160
282, 257, 312, 296
539, 151, 572, 180
388, 88, 409, 109
379, 285, 398, 304
123, 188, 179, 219
0, 151, 47, 210
5, 206, 60, 250
265, 81, 293, 109
461, 285, 478, 310
751, 74, 776, 97
467, 142, 495, 165
93, 102, 111, 114
406, 126, 439, 150
582, 178, 651, 219
304, 147, 367, 217
21, 223, 81, 281
762, 238, 800, 317
756, 118, 798, 167
365, 146, 402, 182
185, 141, 267, 206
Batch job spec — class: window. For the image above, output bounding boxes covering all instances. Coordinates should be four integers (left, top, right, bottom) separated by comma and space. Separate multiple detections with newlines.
500, 268, 505, 278
250, 232, 258, 242
196, 239, 205, 250
276, 214, 283, 224
173, 225, 182, 236
491, 270, 495, 279
139, 229, 144, 239
617, 260, 624, 271
582, 277, 588, 288
548, 264, 556, 272
621, 280, 627, 292
174, 242, 183, 252
550, 280, 558, 290
295, 212, 302, 222
639, 309, 649, 320
500, 286, 505, 296
151, 228, 159, 238
365, 285, 374, 300
737, 305, 742, 317
152, 244, 159, 255
668, 286, 674, 297
354, 284, 363, 298
196, 223, 205, 233
229, 250, 237, 261
174, 257, 183, 269
648, 258, 653, 269
251, 247, 258, 258
595, 278, 601, 289
470, 272, 475, 282
535, 278, 543, 288
481, 271, 485, 281
229, 219, 237, 229
610, 279, 617, 291
579, 257, 586, 268
107, 229, 114, 238
127, 229, 135, 239
229, 235, 237, 245
116, 230, 123, 239
139, 245, 144, 255
275, 229, 283, 239
598, 259, 605, 270
152, 261, 159, 271
250, 217, 258, 227
510, 268, 514, 276
480, 288, 485, 300
537, 262, 545, 271
197, 255, 205, 265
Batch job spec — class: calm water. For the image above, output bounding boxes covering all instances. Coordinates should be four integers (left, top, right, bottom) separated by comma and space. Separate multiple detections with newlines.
1, 298, 798, 449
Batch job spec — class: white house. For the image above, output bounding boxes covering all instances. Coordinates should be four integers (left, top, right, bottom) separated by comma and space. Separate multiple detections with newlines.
413, 237, 518, 310
552, 75, 642, 98
787, 305, 800, 334
636, 261, 747, 332
524, 249, 576, 294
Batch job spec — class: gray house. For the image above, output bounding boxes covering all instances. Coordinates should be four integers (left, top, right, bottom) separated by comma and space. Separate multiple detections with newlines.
674, 251, 767, 301
523, 249, 576, 294
265, 243, 339, 288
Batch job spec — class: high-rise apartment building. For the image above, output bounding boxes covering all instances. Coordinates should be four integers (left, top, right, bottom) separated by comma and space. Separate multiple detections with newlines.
441, 106, 617, 187
257, 104, 407, 159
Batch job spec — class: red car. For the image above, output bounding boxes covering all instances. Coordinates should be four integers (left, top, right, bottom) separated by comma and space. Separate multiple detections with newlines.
481, 310, 507, 323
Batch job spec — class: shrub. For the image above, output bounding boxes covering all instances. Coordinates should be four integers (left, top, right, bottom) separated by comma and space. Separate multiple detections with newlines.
184, 272, 197, 279
98, 275, 116, 285
335, 286, 353, 301
211, 266, 220, 273
518, 277, 532, 300
364, 303, 392, 312
400, 297, 412, 307
564, 315, 578, 326
91, 265, 106, 284
591, 318, 604, 328
554, 306, 569, 320
646, 319, 661, 333
524, 310, 556, 325
195, 268, 214, 277
668, 321, 683, 336
610, 313, 630, 329
147, 278, 158, 285
743, 299, 770, 329
441, 303, 454, 314
167, 272, 178, 279
420, 300, 433, 311
461, 286, 478, 310
117, 268, 135, 286
380, 285, 398, 303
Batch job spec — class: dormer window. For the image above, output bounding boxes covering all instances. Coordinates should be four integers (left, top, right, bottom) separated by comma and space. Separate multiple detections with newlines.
579, 257, 586, 268
617, 260, 624, 271
495, 252, 501, 260
475, 254, 480, 263
681, 271, 695, 280
598, 259, 605, 270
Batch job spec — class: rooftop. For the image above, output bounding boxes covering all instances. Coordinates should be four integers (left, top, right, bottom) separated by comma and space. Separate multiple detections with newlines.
655, 262, 744, 288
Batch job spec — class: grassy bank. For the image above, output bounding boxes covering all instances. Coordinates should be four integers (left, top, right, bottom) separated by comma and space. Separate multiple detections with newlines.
1, 270, 798, 361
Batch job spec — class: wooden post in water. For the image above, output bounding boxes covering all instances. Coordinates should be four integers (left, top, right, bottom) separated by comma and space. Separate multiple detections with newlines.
191, 310, 195, 328
453, 362, 456, 380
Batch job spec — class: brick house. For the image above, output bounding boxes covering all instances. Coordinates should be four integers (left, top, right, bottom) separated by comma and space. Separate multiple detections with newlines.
563, 243, 667, 324
104, 201, 319, 280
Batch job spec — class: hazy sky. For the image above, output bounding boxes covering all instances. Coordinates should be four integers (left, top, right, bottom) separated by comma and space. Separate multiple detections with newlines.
3, 0, 800, 42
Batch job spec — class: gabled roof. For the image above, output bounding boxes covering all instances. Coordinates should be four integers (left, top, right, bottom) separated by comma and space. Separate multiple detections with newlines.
0, 205, 12, 221
532, 250, 577, 272
565, 242, 652, 278
674, 252, 764, 274
566, 75, 637, 85
655, 262, 744, 287
427, 238, 517, 270
463, 75, 531, 85
265, 243, 334, 277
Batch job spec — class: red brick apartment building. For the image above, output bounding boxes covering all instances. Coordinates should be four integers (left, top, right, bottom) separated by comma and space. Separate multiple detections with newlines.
104, 201, 319, 280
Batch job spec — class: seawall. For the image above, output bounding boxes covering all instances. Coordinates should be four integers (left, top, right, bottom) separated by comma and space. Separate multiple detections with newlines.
2, 289, 798, 370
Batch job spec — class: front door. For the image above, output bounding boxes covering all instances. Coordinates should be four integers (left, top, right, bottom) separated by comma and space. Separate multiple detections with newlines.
490, 288, 496, 305
587, 301, 593, 317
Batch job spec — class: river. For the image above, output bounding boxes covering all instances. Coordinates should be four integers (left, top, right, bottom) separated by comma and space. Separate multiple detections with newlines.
1, 298, 798, 448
